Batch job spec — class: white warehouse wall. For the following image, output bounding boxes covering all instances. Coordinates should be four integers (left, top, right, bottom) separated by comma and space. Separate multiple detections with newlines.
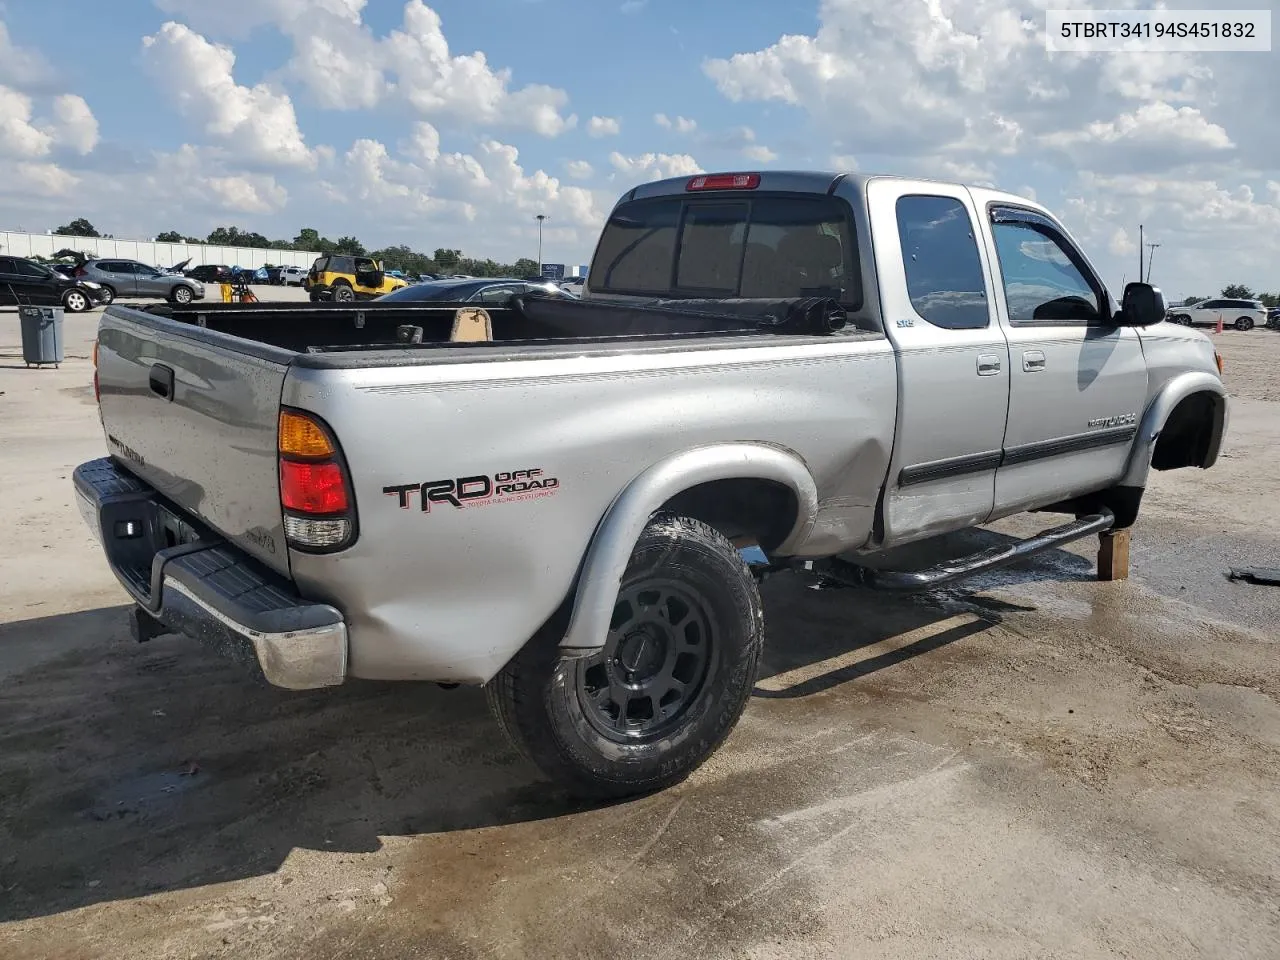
0, 231, 320, 269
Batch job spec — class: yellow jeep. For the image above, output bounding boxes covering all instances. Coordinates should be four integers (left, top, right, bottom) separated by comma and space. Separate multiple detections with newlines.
306, 255, 407, 302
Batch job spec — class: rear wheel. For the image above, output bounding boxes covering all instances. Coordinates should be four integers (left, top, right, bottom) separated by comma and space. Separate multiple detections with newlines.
98, 285, 116, 305
331, 282, 355, 302
487, 513, 764, 799
1234, 316, 1254, 331
62, 290, 89, 312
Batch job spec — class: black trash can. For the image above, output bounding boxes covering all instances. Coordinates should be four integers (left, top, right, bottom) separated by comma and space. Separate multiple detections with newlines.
19, 305, 64, 368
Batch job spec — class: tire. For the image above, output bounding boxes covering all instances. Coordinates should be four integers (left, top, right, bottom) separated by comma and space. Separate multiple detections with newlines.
331, 282, 355, 302
486, 513, 765, 800
1234, 316, 1254, 331
170, 285, 194, 305
62, 290, 89, 313
98, 285, 116, 305
1169, 314, 1190, 325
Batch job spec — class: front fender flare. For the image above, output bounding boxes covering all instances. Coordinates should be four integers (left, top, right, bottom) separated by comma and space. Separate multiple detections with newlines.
558, 443, 819, 656
1120, 372, 1229, 488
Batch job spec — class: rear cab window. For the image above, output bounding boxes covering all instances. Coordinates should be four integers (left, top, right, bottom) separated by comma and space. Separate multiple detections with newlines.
590, 192, 862, 312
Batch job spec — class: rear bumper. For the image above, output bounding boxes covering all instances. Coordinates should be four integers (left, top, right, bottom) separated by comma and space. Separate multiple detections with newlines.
73, 457, 347, 690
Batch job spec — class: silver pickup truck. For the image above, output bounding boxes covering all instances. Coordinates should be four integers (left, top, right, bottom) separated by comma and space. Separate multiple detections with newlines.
75, 170, 1228, 799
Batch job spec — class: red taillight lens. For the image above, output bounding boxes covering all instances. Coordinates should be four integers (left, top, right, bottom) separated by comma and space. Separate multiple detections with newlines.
280, 460, 349, 514
686, 173, 760, 191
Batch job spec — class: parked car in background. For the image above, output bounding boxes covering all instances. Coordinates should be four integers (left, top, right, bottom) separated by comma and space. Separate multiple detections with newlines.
75, 259, 205, 305
1266, 306, 1280, 329
559, 276, 586, 295
266, 265, 307, 286
49, 262, 79, 279
1167, 298, 1267, 331
0, 255, 109, 312
186, 264, 232, 284
305, 254, 408, 301
374, 277, 574, 304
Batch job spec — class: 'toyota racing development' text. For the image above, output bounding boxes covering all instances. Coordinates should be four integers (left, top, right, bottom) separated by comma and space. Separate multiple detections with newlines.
383, 468, 560, 514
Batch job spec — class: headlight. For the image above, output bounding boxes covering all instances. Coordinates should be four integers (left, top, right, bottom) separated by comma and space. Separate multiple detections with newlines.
82, 281, 101, 289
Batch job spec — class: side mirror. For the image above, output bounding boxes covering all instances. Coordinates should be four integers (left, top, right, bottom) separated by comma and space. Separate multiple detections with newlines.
1119, 282, 1166, 326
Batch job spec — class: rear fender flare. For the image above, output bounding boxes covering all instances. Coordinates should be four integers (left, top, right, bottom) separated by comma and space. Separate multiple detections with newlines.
1120, 372, 1229, 488
558, 443, 819, 656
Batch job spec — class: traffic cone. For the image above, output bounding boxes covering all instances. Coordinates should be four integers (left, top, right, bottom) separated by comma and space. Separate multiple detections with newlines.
1215, 315, 1223, 335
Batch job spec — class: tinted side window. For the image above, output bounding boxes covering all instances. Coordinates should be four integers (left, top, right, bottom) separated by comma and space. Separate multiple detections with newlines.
14, 259, 49, 278
592, 199, 681, 294
0, 257, 16, 273
896, 195, 989, 330
1201, 300, 1222, 309
992, 221, 1100, 323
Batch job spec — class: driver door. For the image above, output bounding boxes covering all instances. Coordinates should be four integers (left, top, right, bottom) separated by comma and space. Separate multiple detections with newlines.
980, 203, 1148, 516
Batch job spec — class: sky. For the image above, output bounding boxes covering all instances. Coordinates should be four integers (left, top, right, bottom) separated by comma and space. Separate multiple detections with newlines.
0, 0, 1277, 299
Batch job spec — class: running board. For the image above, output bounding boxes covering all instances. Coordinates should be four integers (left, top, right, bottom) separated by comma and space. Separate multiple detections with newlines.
807, 512, 1116, 592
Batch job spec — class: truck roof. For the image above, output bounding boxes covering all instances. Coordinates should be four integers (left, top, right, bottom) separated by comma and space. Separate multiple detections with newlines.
618, 169, 1040, 215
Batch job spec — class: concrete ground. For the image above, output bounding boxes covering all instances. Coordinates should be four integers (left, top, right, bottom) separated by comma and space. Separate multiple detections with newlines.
1, 294, 1278, 959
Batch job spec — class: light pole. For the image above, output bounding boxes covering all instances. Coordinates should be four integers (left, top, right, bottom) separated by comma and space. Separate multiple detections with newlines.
1138, 224, 1144, 284
1145, 242, 1160, 283
535, 214, 548, 273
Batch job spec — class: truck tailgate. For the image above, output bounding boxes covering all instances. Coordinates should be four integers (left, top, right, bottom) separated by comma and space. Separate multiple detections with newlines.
95, 308, 292, 576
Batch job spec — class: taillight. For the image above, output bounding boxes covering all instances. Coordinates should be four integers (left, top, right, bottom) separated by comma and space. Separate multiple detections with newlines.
92, 340, 100, 403
278, 409, 357, 552
686, 173, 760, 191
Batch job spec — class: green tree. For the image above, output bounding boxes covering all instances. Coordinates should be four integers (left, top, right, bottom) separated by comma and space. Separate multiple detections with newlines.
155, 230, 185, 243
54, 217, 101, 237
1256, 292, 1278, 309
1220, 283, 1255, 299
333, 235, 366, 256
512, 258, 539, 277
433, 248, 462, 271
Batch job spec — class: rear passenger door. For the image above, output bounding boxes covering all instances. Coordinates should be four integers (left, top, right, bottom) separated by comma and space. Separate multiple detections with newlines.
98, 261, 137, 296
867, 181, 1011, 546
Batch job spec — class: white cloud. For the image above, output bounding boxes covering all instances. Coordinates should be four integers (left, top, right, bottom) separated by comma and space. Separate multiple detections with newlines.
0, 20, 56, 88
154, 0, 576, 137
0, 85, 53, 158
148, 145, 290, 215
1108, 228, 1136, 257
608, 151, 703, 181
620, 0, 648, 13
587, 116, 621, 137
47, 95, 99, 154
743, 144, 777, 163
141, 22, 315, 168
11, 161, 77, 197
1041, 102, 1233, 171
565, 159, 594, 179
830, 154, 858, 170
655, 113, 696, 133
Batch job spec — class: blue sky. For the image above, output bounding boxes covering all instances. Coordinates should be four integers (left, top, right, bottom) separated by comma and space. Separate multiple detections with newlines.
1, 1, 1277, 298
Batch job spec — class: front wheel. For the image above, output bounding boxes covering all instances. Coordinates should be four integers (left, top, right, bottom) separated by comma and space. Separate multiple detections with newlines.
331, 282, 355, 302
1234, 316, 1254, 331
487, 514, 764, 799
1169, 314, 1190, 325
62, 290, 89, 312
170, 285, 194, 305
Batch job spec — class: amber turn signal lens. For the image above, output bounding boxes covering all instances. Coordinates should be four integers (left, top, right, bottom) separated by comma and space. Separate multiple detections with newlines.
1215, 351, 1224, 375
279, 411, 335, 458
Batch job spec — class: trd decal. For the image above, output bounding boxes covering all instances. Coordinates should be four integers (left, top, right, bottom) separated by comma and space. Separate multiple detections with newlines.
383, 468, 560, 513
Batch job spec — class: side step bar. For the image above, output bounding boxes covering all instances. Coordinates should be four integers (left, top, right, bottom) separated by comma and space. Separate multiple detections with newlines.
808, 511, 1116, 592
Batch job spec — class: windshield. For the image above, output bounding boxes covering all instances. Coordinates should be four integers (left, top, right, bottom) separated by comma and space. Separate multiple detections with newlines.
589, 193, 860, 305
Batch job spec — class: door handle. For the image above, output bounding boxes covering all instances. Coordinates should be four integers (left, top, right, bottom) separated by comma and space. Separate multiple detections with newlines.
977, 353, 1002, 376
1023, 350, 1046, 372
149, 363, 175, 401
